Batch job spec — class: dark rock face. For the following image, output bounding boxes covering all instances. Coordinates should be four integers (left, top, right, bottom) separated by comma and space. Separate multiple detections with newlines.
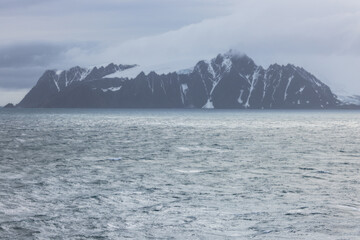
3, 103, 15, 108
17, 51, 344, 109
186, 53, 339, 109
18, 64, 136, 108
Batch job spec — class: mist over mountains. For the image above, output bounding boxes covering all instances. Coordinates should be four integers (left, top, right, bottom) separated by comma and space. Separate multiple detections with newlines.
9, 51, 360, 109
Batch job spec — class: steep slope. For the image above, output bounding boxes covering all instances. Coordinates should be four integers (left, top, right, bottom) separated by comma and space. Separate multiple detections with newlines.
180, 52, 339, 109
18, 64, 135, 107
17, 51, 344, 109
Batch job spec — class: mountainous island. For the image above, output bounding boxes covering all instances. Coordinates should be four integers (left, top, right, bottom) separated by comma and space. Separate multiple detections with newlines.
7, 51, 360, 109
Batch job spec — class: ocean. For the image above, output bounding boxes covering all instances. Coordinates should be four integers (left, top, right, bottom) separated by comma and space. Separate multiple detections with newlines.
0, 109, 359, 239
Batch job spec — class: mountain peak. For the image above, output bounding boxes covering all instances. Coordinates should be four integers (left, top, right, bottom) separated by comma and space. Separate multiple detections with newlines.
223, 49, 246, 58
16, 51, 357, 109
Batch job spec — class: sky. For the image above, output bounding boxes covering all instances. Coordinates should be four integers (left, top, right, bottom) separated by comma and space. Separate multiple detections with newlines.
1, 0, 360, 105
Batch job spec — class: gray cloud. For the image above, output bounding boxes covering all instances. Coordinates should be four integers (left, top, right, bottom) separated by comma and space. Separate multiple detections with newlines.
83, 0, 360, 94
0, 42, 100, 68
0, 0, 236, 44
0, 43, 69, 90
0, 67, 43, 89
0, 88, 29, 106
0, 42, 100, 89
0, 0, 237, 93
0, 43, 68, 68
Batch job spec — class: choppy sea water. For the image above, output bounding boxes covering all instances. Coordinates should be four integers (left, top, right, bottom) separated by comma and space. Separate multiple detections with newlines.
0, 109, 359, 240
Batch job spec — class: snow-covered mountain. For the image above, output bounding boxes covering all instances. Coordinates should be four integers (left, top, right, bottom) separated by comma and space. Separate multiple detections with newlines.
15, 51, 358, 109
336, 95, 360, 107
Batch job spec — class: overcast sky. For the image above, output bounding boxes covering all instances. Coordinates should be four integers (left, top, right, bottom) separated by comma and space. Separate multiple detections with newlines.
1, 0, 360, 105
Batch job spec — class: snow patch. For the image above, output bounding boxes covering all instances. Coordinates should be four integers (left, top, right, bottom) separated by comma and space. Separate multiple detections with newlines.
314, 79, 322, 87
106, 63, 183, 79
101, 86, 122, 92
53, 78, 60, 92
284, 76, 294, 101
180, 83, 188, 105
238, 89, 244, 104
106, 65, 142, 79
181, 83, 188, 94
337, 95, 360, 105
297, 86, 306, 94
221, 57, 232, 72
244, 68, 261, 108
177, 68, 193, 75
253, 70, 260, 82
79, 69, 92, 81
202, 99, 214, 109
207, 61, 217, 80
160, 80, 167, 94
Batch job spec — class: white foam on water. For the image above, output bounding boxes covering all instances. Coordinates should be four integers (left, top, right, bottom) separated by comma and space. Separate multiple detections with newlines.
15, 138, 26, 143
107, 157, 122, 161
1, 110, 360, 239
177, 146, 192, 151
175, 169, 203, 173
335, 204, 360, 214
177, 146, 227, 153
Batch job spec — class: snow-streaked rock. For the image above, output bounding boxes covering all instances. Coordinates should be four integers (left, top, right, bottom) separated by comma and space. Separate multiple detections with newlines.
17, 51, 355, 109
